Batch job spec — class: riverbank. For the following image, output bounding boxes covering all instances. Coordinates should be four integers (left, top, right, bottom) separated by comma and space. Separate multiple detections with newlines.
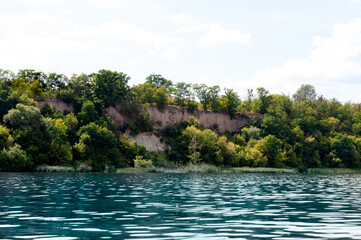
306, 168, 361, 174
33, 164, 361, 174
35, 164, 295, 173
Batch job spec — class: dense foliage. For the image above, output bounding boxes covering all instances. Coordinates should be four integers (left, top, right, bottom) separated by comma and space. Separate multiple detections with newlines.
1, 68, 361, 171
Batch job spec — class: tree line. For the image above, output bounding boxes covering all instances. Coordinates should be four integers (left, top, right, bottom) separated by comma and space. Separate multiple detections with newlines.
1, 68, 360, 171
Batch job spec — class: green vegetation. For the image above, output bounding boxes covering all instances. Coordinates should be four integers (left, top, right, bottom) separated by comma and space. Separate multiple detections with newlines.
1, 68, 361, 173
306, 168, 361, 174
35, 165, 75, 173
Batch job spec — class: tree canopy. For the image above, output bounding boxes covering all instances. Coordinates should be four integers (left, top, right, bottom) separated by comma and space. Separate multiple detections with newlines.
1, 68, 361, 172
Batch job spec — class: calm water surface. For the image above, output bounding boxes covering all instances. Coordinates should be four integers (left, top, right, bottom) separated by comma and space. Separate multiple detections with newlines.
0, 173, 361, 239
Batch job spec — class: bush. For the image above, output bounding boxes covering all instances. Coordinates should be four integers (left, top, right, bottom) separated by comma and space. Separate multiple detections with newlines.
0, 144, 31, 171
247, 126, 260, 140
35, 165, 75, 172
75, 122, 121, 170
134, 156, 153, 168
150, 152, 176, 168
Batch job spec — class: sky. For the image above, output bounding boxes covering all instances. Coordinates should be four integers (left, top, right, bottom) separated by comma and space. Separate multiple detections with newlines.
1, 0, 361, 102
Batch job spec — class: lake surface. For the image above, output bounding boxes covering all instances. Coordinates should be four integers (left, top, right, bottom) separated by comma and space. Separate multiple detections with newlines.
0, 173, 361, 239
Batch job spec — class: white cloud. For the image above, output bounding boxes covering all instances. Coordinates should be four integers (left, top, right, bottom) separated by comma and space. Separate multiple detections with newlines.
250, 19, 361, 101
199, 23, 251, 46
0, 11, 179, 72
61, 8, 73, 14
169, 14, 197, 26
169, 14, 203, 33
88, 0, 128, 8
271, 15, 287, 19
96, 20, 178, 47
20, 0, 63, 5
161, 47, 179, 60
169, 14, 251, 47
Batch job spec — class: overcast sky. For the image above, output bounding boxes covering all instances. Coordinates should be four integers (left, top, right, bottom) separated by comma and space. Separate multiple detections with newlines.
1, 0, 361, 102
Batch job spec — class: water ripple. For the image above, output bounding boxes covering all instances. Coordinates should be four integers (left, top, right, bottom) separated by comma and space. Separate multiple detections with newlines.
1, 173, 361, 239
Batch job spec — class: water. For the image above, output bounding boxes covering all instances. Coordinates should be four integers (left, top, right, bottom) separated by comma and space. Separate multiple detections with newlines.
0, 173, 361, 239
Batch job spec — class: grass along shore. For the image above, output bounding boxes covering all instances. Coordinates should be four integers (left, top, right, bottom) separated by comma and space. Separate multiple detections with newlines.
306, 168, 361, 174
35, 165, 76, 173
116, 164, 297, 173
34, 164, 361, 174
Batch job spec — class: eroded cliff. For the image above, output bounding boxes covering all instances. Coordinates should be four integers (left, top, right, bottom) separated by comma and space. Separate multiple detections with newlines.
145, 104, 256, 133
36, 100, 261, 151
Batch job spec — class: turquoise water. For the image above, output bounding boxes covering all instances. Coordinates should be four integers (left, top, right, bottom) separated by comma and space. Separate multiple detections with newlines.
0, 173, 361, 239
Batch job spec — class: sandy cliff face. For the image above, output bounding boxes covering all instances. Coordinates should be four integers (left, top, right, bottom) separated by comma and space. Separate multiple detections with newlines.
126, 131, 165, 152
36, 99, 74, 113
146, 104, 253, 133
36, 100, 257, 133
36, 100, 260, 151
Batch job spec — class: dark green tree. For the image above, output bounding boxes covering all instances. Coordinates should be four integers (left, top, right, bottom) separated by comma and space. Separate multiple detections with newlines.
16, 69, 48, 90
221, 88, 240, 117
77, 100, 100, 126
93, 70, 130, 107
74, 122, 121, 170
331, 133, 358, 167
259, 135, 283, 167
262, 115, 292, 141
194, 84, 211, 110
255, 87, 272, 114
293, 84, 317, 102
145, 74, 172, 89
3, 104, 50, 166
172, 82, 191, 107
46, 73, 68, 90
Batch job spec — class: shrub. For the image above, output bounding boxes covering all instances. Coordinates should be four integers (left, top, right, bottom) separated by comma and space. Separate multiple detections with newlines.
134, 156, 153, 168
0, 144, 31, 171
247, 126, 260, 140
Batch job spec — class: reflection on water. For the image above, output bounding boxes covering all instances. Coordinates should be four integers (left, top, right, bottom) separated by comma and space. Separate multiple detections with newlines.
0, 173, 361, 239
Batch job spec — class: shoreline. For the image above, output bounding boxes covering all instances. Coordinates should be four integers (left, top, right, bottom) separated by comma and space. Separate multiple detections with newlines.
12, 165, 361, 174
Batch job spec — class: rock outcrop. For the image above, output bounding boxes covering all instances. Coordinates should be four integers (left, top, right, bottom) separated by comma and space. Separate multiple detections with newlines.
36, 100, 262, 151
146, 104, 255, 133
36, 99, 74, 113
126, 132, 165, 152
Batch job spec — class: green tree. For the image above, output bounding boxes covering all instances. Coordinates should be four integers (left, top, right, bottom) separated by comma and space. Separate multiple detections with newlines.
16, 69, 47, 90
3, 104, 50, 166
220, 88, 240, 117
293, 84, 317, 102
93, 70, 130, 107
131, 83, 170, 109
270, 94, 294, 117
216, 136, 240, 167
331, 133, 358, 167
209, 85, 221, 110
181, 126, 219, 165
64, 112, 78, 144
232, 134, 246, 147
77, 100, 100, 126
245, 141, 267, 167
65, 74, 94, 105
256, 135, 283, 167
47, 118, 72, 165
145, 74, 172, 89
172, 82, 192, 107
302, 136, 321, 168
46, 73, 68, 90
255, 87, 272, 114
0, 144, 30, 171
0, 125, 13, 150
247, 126, 261, 140
74, 122, 121, 170
0, 69, 14, 86
262, 115, 292, 141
